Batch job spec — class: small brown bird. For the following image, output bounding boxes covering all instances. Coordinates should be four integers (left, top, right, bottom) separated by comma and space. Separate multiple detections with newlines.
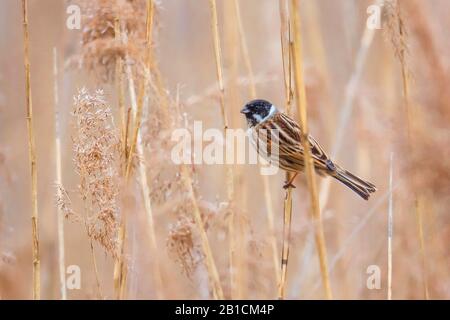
241, 99, 376, 200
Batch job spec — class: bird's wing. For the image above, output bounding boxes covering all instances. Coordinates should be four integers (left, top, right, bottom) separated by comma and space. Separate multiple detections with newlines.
256, 113, 331, 172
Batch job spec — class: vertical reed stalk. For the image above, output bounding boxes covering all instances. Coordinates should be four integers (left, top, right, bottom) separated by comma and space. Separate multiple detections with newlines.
278, 184, 293, 299
144, 3, 170, 127
78, 164, 103, 299
415, 196, 429, 299
277, 0, 293, 300
53, 47, 67, 300
89, 238, 103, 298
114, 18, 127, 156
401, 30, 430, 304
112, 17, 127, 298
290, 0, 332, 299
119, 63, 161, 298
113, 220, 125, 299
209, 0, 229, 131
225, 0, 246, 299
125, 0, 154, 180
209, 0, 234, 297
138, 0, 163, 299
112, 14, 126, 299
21, 0, 40, 300
233, 0, 280, 285
387, 152, 394, 300
114, 1, 163, 299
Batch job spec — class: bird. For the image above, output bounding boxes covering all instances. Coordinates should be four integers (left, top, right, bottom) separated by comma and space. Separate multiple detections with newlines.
241, 99, 376, 200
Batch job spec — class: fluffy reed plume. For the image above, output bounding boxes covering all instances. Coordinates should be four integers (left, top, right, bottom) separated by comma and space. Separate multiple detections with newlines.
167, 215, 204, 278
72, 0, 147, 82
57, 88, 120, 256
58, 88, 120, 297
290, 0, 332, 299
21, 0, 40, 300
384, 1, 408, 63
73, 88, 120, 254
168, 208, 228, 295
384, 0, 411, 128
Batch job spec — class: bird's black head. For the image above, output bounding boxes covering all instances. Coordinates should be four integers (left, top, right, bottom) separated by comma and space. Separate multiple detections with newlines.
241, 99, 277, 127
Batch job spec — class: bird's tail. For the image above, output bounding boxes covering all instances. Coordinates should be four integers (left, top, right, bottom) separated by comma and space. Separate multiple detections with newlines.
332, 166, 377, 200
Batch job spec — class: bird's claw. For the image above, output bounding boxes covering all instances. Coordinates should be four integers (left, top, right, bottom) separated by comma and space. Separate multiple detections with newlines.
283, 182, 296, 189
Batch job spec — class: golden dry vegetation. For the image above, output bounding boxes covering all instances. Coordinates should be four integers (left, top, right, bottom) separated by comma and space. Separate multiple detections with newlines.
0, 0, 449, 299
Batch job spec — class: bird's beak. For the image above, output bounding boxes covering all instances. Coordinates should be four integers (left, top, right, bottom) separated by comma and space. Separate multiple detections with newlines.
240, 107, 250, 114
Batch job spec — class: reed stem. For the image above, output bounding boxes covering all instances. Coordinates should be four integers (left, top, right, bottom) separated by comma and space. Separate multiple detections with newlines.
53, 47, 67, 300
89, 239, 103, 298
277, 0, 293, 300
290, 0, 332, 299
114, 18, 127, 157
392, 0, 429, 299
209, 0, 234, 297
114, 1, 163, 299
21, 0, 40, 300
278, 186, 293, 299
387, 152, 394, 300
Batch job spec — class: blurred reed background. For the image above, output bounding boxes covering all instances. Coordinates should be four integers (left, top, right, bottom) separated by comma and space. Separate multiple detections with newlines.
0, 0, 449, 299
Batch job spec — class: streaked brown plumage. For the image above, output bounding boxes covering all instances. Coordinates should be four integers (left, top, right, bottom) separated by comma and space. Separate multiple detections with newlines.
242, 99, 376, 200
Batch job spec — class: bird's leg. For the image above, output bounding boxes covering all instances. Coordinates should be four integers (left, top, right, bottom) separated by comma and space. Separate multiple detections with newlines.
283, 172, 298, 189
